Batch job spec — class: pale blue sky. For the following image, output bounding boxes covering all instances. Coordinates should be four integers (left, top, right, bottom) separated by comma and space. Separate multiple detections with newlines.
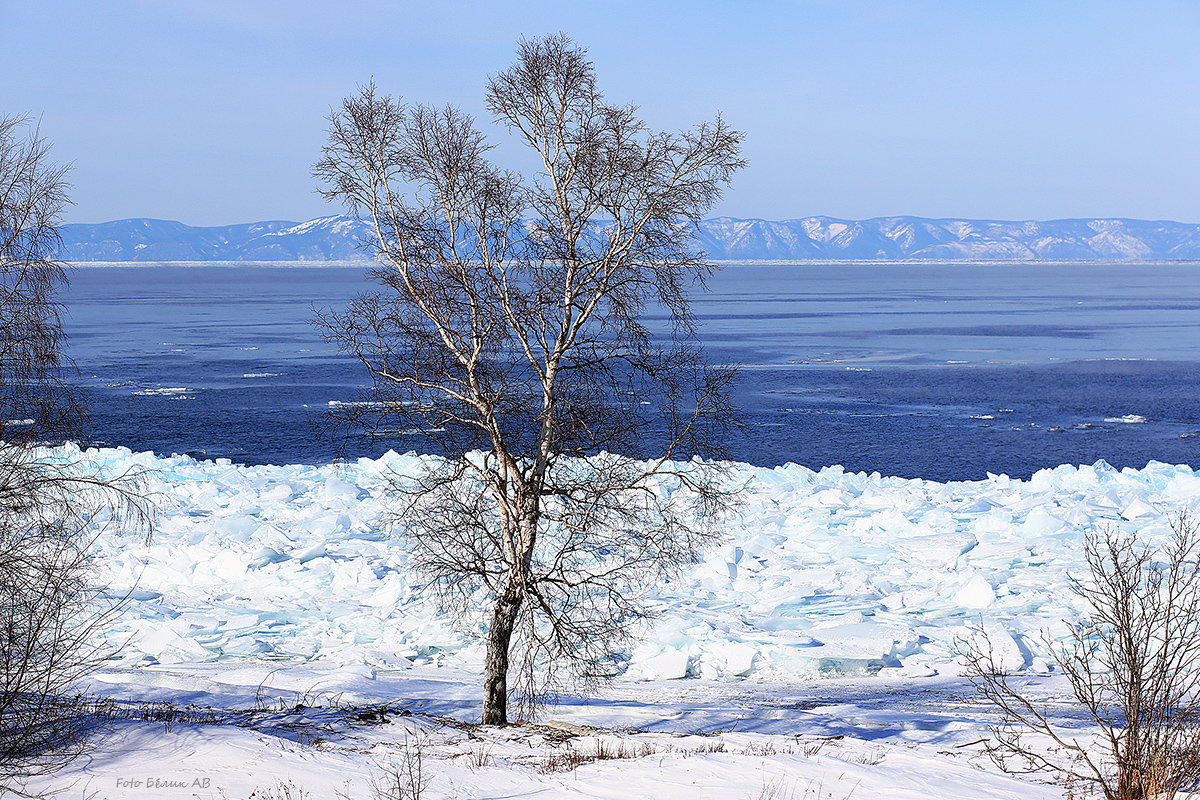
5, 1, 1199, 226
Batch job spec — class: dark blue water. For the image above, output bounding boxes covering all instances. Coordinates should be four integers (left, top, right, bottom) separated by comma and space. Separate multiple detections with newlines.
61, 262, 1200, 481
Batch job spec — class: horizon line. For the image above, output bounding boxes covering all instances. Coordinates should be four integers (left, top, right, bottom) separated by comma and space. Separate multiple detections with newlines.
61, 213, 1200, 228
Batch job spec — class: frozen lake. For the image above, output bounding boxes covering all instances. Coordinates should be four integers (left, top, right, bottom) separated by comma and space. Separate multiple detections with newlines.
62, 261, 1200, 479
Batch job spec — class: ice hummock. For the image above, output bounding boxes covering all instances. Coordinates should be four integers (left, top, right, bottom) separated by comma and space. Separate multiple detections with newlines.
61, 444, 1197, 680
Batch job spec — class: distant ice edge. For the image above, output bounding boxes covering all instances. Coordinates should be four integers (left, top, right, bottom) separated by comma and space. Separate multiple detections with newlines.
62, 444, 1198, 682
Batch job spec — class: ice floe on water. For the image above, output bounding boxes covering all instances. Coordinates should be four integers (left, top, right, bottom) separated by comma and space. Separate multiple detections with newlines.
62, 445, 1199, 683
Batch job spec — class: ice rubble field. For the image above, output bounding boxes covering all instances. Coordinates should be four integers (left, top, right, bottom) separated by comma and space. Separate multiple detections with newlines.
39, 445, 1199, 800
82, 445, 1200, 680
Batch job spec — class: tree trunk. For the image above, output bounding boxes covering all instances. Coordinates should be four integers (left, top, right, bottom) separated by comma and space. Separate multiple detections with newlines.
481, 590, 523, 725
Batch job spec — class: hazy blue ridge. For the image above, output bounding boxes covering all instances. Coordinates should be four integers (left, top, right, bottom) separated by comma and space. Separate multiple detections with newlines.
58, 215, 1200, 262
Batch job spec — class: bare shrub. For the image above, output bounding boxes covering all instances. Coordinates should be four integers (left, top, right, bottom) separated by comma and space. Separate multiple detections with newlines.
752, 777, 855, 800
538, 748, 592, 773
691, 738, 728, 754
849, 747, 885, 766
538, 737, 657, 772
224, 780, 310, 800
801, 738, 834, 757
461, 742, 492, 770
584, 738, 656, 761
961, 512, 1200, 799
127, 700, 219, 730
368, 735, 430, 800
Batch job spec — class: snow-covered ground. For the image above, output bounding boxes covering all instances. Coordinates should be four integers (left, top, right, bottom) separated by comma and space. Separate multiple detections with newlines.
30, 446, 1200, 798
54, 665, 1078, 799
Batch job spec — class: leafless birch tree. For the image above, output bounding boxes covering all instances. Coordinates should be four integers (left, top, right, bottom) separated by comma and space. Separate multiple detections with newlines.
960, 513, 1200, 800
315, 34, 745, 725
0, 114, 150, 793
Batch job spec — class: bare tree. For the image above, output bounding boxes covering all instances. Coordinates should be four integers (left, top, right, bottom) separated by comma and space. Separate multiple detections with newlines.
960, 513, 1200, 800
315, 34, 745, 725
0, 115, 80, 442
0, 114, 150, 794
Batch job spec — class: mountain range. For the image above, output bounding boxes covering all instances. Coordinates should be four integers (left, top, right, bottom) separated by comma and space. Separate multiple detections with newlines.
57, 215, 1200, 262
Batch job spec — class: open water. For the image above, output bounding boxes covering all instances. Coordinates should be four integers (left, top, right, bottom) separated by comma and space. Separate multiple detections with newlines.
61, 261, 1200, 481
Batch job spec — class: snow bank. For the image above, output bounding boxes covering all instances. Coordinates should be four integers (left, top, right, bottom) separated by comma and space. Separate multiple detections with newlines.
70, 445, 1199, 680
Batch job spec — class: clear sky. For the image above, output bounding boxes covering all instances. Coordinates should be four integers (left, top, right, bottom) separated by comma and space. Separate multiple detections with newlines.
4, 1, 1199, 226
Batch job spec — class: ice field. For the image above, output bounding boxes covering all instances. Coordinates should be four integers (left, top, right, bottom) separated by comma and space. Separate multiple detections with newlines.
79, 445, 1199, 681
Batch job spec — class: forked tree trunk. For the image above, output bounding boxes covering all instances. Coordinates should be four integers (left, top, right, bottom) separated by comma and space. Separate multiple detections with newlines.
481, 590, 523, 725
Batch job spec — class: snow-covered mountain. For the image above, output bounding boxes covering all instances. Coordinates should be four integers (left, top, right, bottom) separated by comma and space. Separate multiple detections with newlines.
58, 215, 1200, 261
693, 216, 1200, 260
57, 216, 373, 261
